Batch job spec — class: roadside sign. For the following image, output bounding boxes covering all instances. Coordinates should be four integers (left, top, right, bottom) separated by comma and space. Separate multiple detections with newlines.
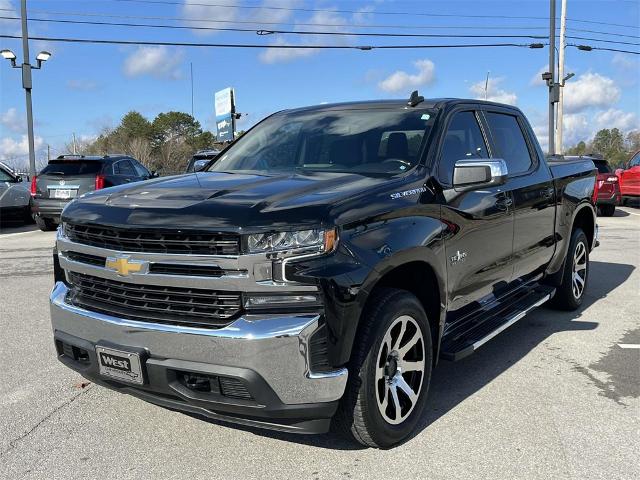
215, 87, 235, 142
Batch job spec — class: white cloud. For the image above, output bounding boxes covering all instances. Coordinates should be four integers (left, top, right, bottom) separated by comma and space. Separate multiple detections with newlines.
259, 10, 350, 64
469, 77, 517, 105
123, 46, 184, 79
563, 72, 620, 113
377, 59, 436, 93
537, 108, 639, 150
181, 0, 298, 35
0, 108, 27, 134
0, 135, 44, 161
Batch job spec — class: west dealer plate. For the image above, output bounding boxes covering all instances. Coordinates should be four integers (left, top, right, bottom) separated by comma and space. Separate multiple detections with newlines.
96, 346, 144, 385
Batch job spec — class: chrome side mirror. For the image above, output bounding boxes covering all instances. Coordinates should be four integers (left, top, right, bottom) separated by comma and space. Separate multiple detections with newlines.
453, 158, 508, 192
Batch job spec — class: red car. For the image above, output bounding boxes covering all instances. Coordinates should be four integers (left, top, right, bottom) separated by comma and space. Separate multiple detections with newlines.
568, 155, 620, 216
616, 150, 640, 205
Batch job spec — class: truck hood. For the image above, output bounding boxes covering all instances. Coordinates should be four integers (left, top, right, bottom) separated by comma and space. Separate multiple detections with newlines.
61, 171, 406, 231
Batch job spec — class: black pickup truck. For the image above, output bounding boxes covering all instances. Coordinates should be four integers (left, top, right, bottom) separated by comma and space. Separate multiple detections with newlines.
50, 95, 597, 448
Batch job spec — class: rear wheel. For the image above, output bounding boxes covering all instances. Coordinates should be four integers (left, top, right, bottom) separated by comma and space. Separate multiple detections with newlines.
549, 228, 589, 311
23, 202, 34, 224
333, 288, 432, 448
599, 204, 615, 217
35, 216, 57, 231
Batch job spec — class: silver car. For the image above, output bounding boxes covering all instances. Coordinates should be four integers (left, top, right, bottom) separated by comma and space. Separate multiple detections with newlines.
0, 162, 32, 225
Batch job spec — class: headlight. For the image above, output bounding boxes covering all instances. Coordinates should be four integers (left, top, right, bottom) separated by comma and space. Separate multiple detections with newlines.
246, 228, 337, 254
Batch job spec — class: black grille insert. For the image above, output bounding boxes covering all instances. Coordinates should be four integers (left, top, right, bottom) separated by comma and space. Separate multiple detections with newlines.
65, 223, 240, 255
66, 271, 242, 328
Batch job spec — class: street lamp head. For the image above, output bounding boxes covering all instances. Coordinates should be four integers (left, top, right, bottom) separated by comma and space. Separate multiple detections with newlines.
1, 49, 16, 60
36, 51, 51, 62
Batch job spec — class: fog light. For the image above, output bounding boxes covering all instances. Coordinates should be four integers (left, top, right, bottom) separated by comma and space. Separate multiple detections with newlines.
244, 294, 320, 308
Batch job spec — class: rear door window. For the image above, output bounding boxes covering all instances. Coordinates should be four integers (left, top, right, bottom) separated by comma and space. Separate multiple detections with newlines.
114, 160, 136, 176
0, 168, 13, 182
41, 161, 102, 176
484, 112, 533, 175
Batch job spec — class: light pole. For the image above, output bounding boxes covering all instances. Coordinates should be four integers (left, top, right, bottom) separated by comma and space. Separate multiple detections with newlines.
0, 0, 51, 179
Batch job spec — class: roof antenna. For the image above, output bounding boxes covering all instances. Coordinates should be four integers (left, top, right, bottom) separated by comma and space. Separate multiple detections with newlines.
407, 90, 424, 107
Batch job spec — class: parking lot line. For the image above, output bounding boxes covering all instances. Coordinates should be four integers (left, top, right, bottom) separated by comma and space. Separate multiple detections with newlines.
617, 344, 640, 349
0, 230, 39, 239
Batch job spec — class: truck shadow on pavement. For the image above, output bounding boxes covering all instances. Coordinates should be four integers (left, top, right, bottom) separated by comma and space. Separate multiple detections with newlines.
184, 260, 634, 450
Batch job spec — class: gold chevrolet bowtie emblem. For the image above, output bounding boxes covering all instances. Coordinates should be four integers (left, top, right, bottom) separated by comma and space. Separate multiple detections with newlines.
105, 256, 144, 276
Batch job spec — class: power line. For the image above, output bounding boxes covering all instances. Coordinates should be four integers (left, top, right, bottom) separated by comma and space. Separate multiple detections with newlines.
0, 34, 542, 51
0, 7, 553, 31
0, 15, 550, 40
3, 15, 638, 47
109, 0, 640, 29
568, 43, 640, 55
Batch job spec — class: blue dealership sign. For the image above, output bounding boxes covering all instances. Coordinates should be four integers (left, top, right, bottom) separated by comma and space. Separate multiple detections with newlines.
215, 87, 235, 142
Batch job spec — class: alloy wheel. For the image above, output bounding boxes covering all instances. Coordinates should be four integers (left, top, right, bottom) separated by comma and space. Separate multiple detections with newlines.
572, 241, 587, 299
375, 315, 425, 425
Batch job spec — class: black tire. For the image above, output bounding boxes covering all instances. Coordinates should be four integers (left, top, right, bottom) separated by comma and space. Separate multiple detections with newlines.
23, 202, 35, 224
599, 204, 615, 217
333, 288, 433, 448
35, 216, 57, 232
549, 228, 589, 311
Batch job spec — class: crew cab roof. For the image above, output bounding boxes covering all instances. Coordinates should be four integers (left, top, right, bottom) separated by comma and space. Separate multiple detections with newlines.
282, 98, 523, 114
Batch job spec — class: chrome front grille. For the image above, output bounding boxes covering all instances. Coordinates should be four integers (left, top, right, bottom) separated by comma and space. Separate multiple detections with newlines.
66, 271, 242, 328
65, 223, 240, 255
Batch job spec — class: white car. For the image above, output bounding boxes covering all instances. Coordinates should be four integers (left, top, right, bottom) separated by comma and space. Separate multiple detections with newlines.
0, 162, 32, 225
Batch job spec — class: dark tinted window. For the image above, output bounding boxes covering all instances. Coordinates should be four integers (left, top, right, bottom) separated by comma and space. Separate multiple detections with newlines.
132, 161, 150, 177
485, 112, 533, 175
209, 108, 437, 176
114, 160, 136, 175
41, 160, 102, 176
593, 160, 611, 174
630, 152, 640, 167
0, 168, 13, 182
438, 111, 489, 184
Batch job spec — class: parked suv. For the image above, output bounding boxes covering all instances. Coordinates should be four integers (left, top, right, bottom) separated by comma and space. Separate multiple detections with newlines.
0, 161, 32, 225
32, 154, 153, 231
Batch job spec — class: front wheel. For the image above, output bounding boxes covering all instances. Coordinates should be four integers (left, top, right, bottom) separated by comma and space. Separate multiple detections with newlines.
549, 228, 589, 311
333, 288, 432, 448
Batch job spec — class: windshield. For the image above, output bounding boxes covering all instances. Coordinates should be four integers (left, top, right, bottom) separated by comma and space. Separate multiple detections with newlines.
208, 107, 437, 176
41, 160, 102, 176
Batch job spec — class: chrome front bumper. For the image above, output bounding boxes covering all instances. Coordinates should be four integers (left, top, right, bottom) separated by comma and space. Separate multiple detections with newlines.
50, 282, 348, 406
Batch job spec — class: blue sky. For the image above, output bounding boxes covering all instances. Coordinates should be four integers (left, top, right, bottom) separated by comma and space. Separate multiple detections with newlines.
0, 0, 638, 168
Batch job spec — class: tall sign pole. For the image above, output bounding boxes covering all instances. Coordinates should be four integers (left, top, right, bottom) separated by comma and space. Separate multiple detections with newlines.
548, 0, 557, 156
556, 0, 568, 154
21, 0, 36, 178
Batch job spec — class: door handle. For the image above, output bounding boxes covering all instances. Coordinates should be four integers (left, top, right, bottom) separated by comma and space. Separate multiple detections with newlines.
496, 195, 513, 211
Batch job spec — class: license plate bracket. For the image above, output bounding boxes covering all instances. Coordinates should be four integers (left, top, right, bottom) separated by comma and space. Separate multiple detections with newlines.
96, 346, 144, 385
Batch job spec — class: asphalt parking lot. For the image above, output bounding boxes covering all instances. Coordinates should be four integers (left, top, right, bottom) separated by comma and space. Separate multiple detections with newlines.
1, 209, 638, 480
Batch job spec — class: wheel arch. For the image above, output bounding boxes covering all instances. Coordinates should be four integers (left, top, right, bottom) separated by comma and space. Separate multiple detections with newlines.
357, 257, 446, 366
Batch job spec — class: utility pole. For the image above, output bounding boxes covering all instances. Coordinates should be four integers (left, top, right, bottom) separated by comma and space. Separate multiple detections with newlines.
547, 0, 557, 156
47, 144, 50, 161
190, 62, 194, 118
20, 0, 36, 179
556, 0, 568, 154
72, 132, 78, 154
